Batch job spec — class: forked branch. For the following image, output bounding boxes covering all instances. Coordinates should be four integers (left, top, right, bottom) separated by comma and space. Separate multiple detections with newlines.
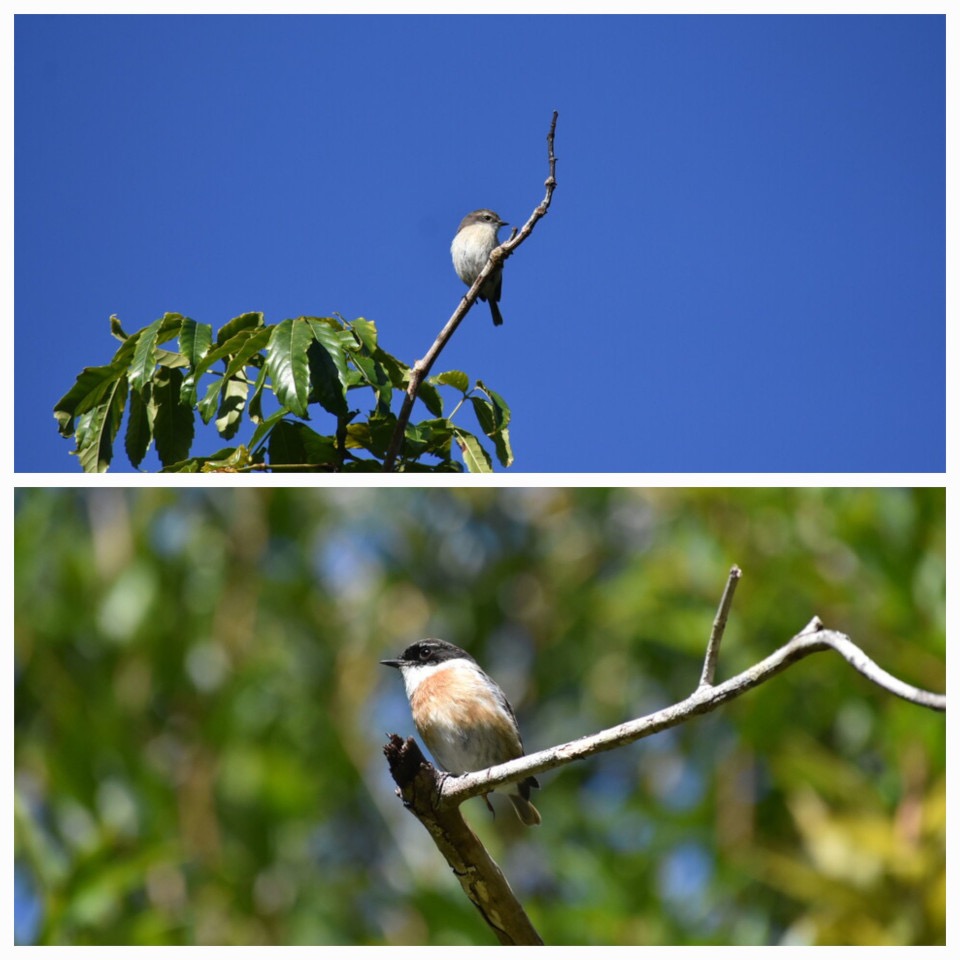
383, 566, 945, 946
444, 616, 944, 807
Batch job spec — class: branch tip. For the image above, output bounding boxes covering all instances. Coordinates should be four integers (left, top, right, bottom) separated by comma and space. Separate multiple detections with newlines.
699, 564, 743, 687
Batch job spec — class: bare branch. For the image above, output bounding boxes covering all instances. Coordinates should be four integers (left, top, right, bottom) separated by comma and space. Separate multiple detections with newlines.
441, 623, 945, 809
382, 566, 943, 945
699, 564, 741, 687
382, 111, 559, 472
382, 735, 543, 945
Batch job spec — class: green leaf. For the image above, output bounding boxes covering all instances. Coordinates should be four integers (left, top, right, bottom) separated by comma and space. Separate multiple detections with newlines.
188, 327, 269, 414
202, 445, 255, 471
266, 318, 313, 418
148, 367, 194, 466
156, 349, 190, 369
248, 364, 270, 425
267, 420, 339, 471
305, 315, 355, 350
54, 362, 128, 438
306, 320, 349, 381
74, 376, 128, 473
306, 327, 349, 418
367, 414, 398, 459
127, 315, 167, 393
432, 370, 470, 394
179, 318, 213, 368
469, 395, 513, 469
223, 327, 271, 379
473, 382, 514, 468
489, 426, 514, 468
110, 315, 129, 340
200, 445, 255, 472
343, 367, 366, 390
108, 313, 184, 373
161, 459, 201, 473
409, 418, 454, 459
417, 380, 443, 417
453, 429, 493, 473
196, 379, 219, 425
124, 387, 152, 468
161, 445, 261, 473
419, 370, 472, 419
351, 355, 392, 413
191, 328, 261, 383
247, 408, 287, 453
215, 377, 248, 440
476, 380, 512, 428
372, 345, 410, 389
216, 312, 264, 347
470, 395, 497, 436
109, 330, 142, 369
126, 314, 187, 394
344, 422, 373, 452
155, 312, 187, 343
350, 317, 378, 353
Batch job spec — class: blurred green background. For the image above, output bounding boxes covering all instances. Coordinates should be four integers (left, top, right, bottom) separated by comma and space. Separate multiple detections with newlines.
14, 487, 945, 945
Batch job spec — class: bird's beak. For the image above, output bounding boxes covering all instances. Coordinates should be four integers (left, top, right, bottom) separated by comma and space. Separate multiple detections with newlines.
380, 658, 403, 668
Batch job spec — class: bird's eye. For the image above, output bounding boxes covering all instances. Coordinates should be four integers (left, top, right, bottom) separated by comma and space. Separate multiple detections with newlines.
418, 646, 431, 660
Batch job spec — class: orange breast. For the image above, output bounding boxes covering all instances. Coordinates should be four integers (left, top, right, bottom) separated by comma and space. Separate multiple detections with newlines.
410, 664, 523, 771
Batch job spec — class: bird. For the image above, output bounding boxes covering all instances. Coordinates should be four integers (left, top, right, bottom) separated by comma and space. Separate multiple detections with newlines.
381, 638, 541, 825
450, 209, 507, 326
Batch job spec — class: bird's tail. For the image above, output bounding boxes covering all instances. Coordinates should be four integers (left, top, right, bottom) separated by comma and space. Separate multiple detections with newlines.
509, 775, 541, 826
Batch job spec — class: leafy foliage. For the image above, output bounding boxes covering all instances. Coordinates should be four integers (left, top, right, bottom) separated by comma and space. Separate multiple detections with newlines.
14, 489, 945, 945
53, 313, 513, 472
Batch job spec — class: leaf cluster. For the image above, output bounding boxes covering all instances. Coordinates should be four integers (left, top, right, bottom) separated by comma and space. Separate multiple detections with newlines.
53, 313, 513, 473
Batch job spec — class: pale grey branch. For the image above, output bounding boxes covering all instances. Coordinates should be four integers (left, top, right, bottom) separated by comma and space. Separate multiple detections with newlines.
442, 624, 945, 808
699, 563, 741, 687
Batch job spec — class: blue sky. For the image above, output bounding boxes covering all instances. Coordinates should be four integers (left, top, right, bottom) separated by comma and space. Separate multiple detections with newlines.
15, 13, 945, 473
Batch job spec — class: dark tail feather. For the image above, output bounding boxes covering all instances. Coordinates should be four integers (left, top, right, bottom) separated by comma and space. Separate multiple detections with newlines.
509, 775, 541, 826
509, 793, 541, 826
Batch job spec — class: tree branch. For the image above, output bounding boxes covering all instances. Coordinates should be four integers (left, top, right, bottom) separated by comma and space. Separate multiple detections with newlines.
382, 735, 543, 945
382, 110, 559, 472
382, 567, 945, 945
443, 618, 945, 808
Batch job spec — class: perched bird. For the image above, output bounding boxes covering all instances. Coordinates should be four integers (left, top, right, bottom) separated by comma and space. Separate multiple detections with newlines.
381, 638, 540, 825
450, 209, 507, 326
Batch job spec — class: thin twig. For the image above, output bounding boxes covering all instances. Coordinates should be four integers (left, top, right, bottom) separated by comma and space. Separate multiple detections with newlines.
382, 111, 559, 472
699, 564, 742, 687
